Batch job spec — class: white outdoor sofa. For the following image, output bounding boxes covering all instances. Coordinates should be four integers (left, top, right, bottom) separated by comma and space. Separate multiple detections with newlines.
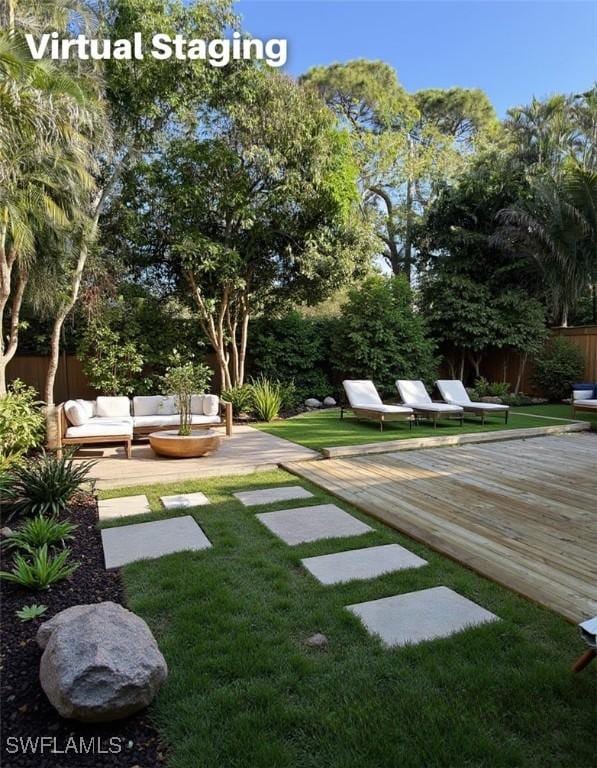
57, 395, 232, 458
342, 380, 414, 431
436, 379, 509, 424
396, 379, 464, 428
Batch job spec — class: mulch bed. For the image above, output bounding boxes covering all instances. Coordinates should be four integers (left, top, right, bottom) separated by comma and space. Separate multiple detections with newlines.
0, 495, 167, 768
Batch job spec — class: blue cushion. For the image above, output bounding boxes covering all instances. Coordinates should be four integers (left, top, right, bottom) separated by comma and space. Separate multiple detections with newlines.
572, 383, 593, 390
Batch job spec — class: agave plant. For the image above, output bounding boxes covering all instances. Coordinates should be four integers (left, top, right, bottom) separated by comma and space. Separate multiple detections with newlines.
5, 449, 95, 518
16, 604, 48, 622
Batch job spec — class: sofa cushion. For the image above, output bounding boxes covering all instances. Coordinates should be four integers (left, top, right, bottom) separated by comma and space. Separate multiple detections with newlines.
132, 414, 221, 429
203, 395, 219, 417
96, 396, 131, 418
573, 389, 594, 401
133, 396, 179, 417
133, 414, 181, 428
190, 394, 204, 415
64, 400, 89, 427
65, 420, 132, 438
76, 399, 96, 418
93, 416, 134, 427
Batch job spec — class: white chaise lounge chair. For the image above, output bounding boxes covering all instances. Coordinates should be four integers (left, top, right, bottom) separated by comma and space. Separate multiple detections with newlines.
571, 389, 597, 418
342, 380, 414, 431
436, 380, 509, 424
396, 379, 464, 428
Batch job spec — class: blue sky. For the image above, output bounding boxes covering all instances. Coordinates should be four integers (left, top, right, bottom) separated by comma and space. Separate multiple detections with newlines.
236, 1, 596, 116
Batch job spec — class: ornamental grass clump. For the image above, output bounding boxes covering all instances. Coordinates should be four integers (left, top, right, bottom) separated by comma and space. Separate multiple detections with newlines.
4, 450, 95, 519
250, 377, 283, 422
0, 544, 79, 589
163, 362, 212, 436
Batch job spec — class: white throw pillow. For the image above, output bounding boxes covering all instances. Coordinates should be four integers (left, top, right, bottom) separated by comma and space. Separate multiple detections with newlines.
203, 394, 219, 417
190, 395, 204, 415
96, 396, 131, 418
64, 400, 89, 426
75, 399, 96, 418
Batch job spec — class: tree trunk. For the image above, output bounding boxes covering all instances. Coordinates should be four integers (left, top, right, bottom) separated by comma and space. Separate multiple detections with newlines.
0, 268, 27, 396
458, 350, 465, 381
404, 177, 413, 285
44, 231, 95, 405
515, 351, 528, 395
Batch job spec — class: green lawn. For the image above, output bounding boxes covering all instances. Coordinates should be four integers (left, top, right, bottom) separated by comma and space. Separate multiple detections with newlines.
104, 471, 595, 768
253, 404, 589, 452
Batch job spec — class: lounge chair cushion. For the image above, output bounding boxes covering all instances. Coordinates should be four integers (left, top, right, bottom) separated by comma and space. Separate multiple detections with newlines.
574, 399, 597, 408
396, 380, 433, 405
96, 396, 131, 418
354, 404, 413, 415
408, 402, 464, 414
65, 420, 132, 438
436, 380, 509, 412
343, 380, 383, 408
64, 400, 90, 427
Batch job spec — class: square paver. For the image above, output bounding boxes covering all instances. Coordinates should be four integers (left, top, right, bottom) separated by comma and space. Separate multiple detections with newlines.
301, 544, 427, 585
102, 515, 211, 568
233, 485, 313, 507
98, 494, 151, 521
256, 503, 372, 545
347, 586, 498, 647
161, 492, 210, 510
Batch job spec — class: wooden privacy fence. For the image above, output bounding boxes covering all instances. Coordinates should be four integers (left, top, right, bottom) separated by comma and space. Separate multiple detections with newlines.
7, 327, 597, 401
6, 353, 222, 402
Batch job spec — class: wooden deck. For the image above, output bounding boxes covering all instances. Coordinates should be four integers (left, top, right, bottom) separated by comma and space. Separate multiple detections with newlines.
284, 434, 597, 623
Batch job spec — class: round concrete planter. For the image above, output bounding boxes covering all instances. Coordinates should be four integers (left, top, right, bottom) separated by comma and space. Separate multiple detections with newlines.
149, 429, 220, 458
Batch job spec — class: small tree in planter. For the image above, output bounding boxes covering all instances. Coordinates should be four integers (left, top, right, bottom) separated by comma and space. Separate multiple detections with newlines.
162, 363, 212, 436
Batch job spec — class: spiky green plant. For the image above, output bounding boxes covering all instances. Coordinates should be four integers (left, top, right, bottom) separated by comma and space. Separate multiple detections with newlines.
0, 545, 78, 589
16, 604, 48, 622
250, 377, 283, 422
5, 450, 95, 518
4, 515, 77, 550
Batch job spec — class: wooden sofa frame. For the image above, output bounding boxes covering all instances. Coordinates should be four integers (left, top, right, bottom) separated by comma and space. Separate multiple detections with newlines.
57, 400, 233, 458
571, 401, 597, 418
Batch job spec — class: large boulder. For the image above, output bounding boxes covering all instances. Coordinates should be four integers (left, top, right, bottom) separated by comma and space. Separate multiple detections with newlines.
37, 601, 167, 722
323, 396, 336, 407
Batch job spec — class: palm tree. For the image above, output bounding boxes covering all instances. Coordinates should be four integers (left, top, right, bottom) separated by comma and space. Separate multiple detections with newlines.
494, 165, 597, 326
0, 27, 97, 394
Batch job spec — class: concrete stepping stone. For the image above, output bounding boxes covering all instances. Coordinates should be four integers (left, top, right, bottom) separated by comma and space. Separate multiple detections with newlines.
347, 586, 498, 648
256, 503, 372, 545
233, 485, 313, 507
161, 492, 209, 510
302, 544, 427, 585
102, 516, 211, 568
98, 494, 151, 521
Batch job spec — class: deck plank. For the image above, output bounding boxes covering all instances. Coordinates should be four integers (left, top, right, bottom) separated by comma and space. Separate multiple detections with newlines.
284, 434, 597, 623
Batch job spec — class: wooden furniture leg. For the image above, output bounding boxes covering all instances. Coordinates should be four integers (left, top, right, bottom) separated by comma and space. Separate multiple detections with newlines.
572, 648, 596, 673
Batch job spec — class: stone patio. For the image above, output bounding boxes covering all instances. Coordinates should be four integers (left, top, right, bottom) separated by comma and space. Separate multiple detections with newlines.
233, 485, 313, 507
75, 425, 318, 490
347, 586, 498, 647
256, 503, 373, 545
161, 492, 210, 509
301, 543, 427, 585
98, 494, 151, 521
102, 515, 212, 568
